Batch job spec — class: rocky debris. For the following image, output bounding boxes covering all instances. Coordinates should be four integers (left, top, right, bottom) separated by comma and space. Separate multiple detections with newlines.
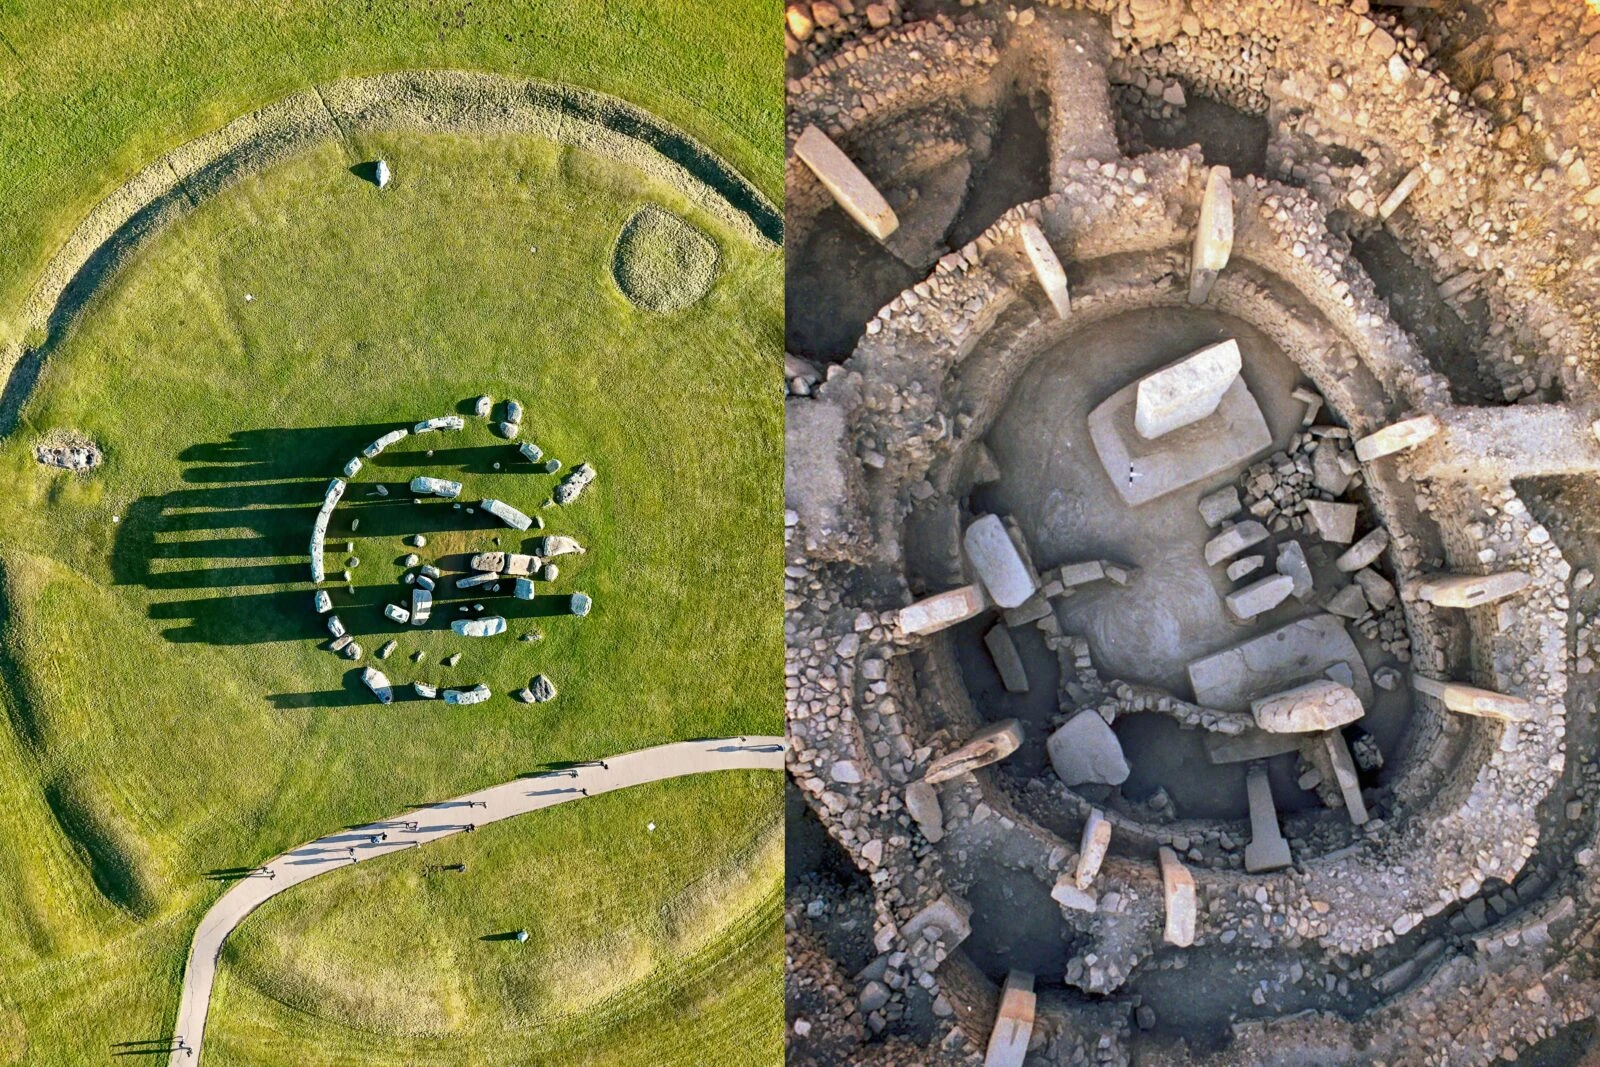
898, 584, 988, 635
1047, 711, 1130, 786
34, 433, 101, 472
1305, 499, 1359, 544
1204, 520, 1269, 566
923, 719, 1022, 785
442, 683, 491, 705
452, 616, 506, 638
904, 780, 943, 843
361, 667, 393, 704
902, 893, 971, 968
1198, 485, 1242, 527
1225, 573, 1295, 621
553, 462, 597, 505
1252, 679, 1364, 733
982, 625, 1028, 693
1417, 569, 1531, 608
1134, 339, 1241, 439
410, 476, 461, 499
1158, 847, 1197, 947
480, 498, 533, 531
793, 124, 899, 240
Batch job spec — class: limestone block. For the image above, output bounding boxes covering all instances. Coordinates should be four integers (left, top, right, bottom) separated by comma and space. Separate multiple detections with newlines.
984, 625, 1030, 693
1311, 443, 1353, 496
1050, 876, 1098, 913
1336, 527, 1389, 572
1322, 731, 1369, 824
964, 515, 1039, 608
1244, 764, 1292, 872
1227, 554, 1265, 582
1225, 573, 1295, 621
1019, 221, 1070, 319
1412, 675, 1535, 721
1134, 339, 1242, 440
1305, 499, 1359, 544
1204, 520, 1269, 565
1353, 567, 1397, 611
1188, 165, 1234, 304
1416, 570, 1531, 608
1204, 727, 1301, 765
903, 893, 972, 955
924, 719, 1023, 784
1252, 679, 1363, 734
1075, 809, 1111, 889
1188, 613, 1372, 711
1159, 847, 1197, 947
793, 125, 899, 240
905, 780, 944, 843
1378, 166, 1425, 219
1055, 561, 1106, 588
1047, 711, 1129, 786
1354, 414, 1440, 462
1198, 485, 1242, 527
898, 584, 990, 635
1276, 540, 1314, 599
984, 971, 1037, 1067
1325, 583, 1369, 618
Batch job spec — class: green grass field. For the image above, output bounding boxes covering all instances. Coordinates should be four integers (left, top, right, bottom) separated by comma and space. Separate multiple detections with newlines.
0, 107, 782, 1066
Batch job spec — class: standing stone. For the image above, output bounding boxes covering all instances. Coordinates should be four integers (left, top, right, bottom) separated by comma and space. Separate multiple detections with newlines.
1188, 165, 1234, 304
963, 515, 1039, 608
793, 125, 900, 240
983, 625, 1030, 693
1252, 679, 1364, 733
411, 588, 432, 625
1305, 499, 1359, 544
474, 395, 492, 418
1046, 711, 1130, 786
374, 159, 391, 189
1134, 339, 1242, 440
1322, 731, 1369, 825
1276, 540, 1314, 599
1244, 764, 1292, 873
984, 972, 1037, 1067
1075, 809, 1111, 889
529, 674, 557, 702
898, 584, 989, 635
1412, 675, 1535, 721
924, 719, 1024, 784
1336, 527, 1390, 572
1416, 570, 1531, 608
313, 590, 332, 614
1019, 221, 1070, 319
1354, 414, 1440, 462
905, 780, 944, 843
1225, 573, 1295, 622
1159, 846, 1197, 947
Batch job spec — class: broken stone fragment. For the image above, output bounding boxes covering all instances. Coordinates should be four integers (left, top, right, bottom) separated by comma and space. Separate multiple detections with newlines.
473, 395, 492, 418
413, 681, 438, 699
1252, 679, 1364, 733
1335, 527, 1389, 572
1226, 554, 1264, 582
1225, 573, 1294, 622
1352, 567, 1396, 611
1047, 711, 1129, 786
1412, 675, 1535, 721
1311, 441, 1353, 496
1197, 485, 1242, 527
1244, 764, 1292, 873
529, 674, 557, 702
1075, 809, 1111, 889
793, 125, 900, 240
963, 515, 1039, 608
1158, 846, 1197, 947
923, 719, 1024, 785
1416, 570, 1531, 608
1050, 875, 1097, 913
1325, 583, 1369, 618
1305, 499, 1359, 544
553, 462, 597, 505
1204, 520, 1270, 566
377, 640, 396, 660
534, 535, 585, 557
983, 625, 1029, 693
1134, 339, 1242, 440
1276, 540, 1314, 599
983, 970, 1037, 1067
1354, 414, 1440, 463
904, 780, 944, 843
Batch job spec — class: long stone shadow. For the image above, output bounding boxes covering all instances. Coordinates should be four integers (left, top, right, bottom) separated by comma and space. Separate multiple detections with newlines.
114, 426, 562, 647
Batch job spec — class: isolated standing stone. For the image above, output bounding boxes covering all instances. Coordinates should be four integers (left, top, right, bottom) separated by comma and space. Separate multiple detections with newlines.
793, 125, 900, 240
1252, 679, 1364, 733
1019, 221, 1070, 319
1159, 846, 1197, 947
1047, 711, 1129, 786
374, 159, 391, 189
963, 515, 1038, 608
1134, 339, 1242, 440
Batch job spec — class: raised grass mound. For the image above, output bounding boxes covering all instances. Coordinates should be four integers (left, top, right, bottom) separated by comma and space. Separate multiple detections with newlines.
611, 205, 720, 312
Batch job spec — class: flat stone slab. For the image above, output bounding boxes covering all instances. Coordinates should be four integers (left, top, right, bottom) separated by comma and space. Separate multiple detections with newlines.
1323, 730, 1370, 825
1225, 573, 1294, 621
984, 971, 1037, 1067
1355, 413, 1440, 462
1050, 876, 1098, 913
1047, 711, 1130, 787
1277, 540, 1314, 599
793, 125, 899, 240
1187, 614, 1372, 712
1417, 570, 1531, 608
984, 625, 1030, 693
1413, 675, 1537, 721
963, 515, 1038, 609
1204, 520, 1270, 566
1336, 527, 1389, 572
898, 583, 989, 636
1252, 679, 1364, 733
1089, 374, 1271, 507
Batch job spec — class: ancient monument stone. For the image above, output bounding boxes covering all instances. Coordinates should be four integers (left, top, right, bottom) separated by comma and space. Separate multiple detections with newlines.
1159, 846, 1197, 947
1050, 876, 1097, 913
1018, 220, 1070, 319
1047, 711, 1129, 786
983, 625, 1030, 693
983, 971, 1037, 1067
1188, 165, 1234, 304
1225, 573, 1295, 622
1251, 679, 1364, 733
383, 603, 411, 624
1134, 339, 1242, 440
554, 462, 597, 505
1354, 414, 1440, 462
529, 674, 557, 702
410, 475, 462, 499
1417, 570, 1531, 608
1412, 675, 1536, 721
481, 498, 533, 530
963, 515, 1039, 609
1075, 809, 1111, 889
793, 125, 900, 240
904, 780, 944, 843
410, 588, 432, 625
452, 616, 507, 638
898, 584, 989, 636
1322, 731, 1370, 824
1306, 499, 1359, 543
1244, 764, 1293, 873
361, 667, 393, 704
1276, 540, 1314, 599
924, 719, 1024, 784
443, 683, 492, 706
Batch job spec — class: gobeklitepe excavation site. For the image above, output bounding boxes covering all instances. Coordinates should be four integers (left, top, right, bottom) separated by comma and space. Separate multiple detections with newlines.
782, 0, 1600, 1064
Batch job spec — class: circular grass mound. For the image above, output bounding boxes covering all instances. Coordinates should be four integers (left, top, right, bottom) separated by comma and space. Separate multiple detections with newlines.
611, 205, 720, 312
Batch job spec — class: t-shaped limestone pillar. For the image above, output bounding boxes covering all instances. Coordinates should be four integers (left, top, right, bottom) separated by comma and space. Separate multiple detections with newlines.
793, 125, 900, 240
1244, 764, 1292, 873
1416, 570, 1531, 609
1322, 731, 1369, 825
1188, 165, 1234, 304
1412, 675, 1536, 721
1018, 220, 1071, 319
923, 719, 1024, 784
1159, 846, 1197, 947
984, 971, 1037, 1067
1133, 339, 1243, 440
897, 583, 990, 636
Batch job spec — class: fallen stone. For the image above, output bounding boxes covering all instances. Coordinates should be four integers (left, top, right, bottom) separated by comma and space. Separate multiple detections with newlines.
897, 584, 989, 635
1352, 567, 1397, 610
1227, 554, 1265, 582
1311, 442, 1353, 496
1204, 520, 1270, 565
1336, 527, 1389, 572
377, 640, 397, 660
905, 780, 944, 843
1159, 847, 1197, 946
1305, 499, 1359, 543
1252, 679, 1363, 733
1244, 764, 1292, 873
1354, 414, 1440, 462
984, 625, 1030, 693
383, 603, 411, 625
924, 719, 1024, 784
1276, 540, 1314, 599
481, 498, 533, 530
1198, 485, 1242, 527
1054, 560, 1106, 588
1047, 711, 1129, 786
529, 674, 557, 702
1225, 573, 1295, 621
1075, 809, 1111, 889
1188, 614, 1372, 710
554, 462, 597, 505
1134, 339, 1242, 440
1050, 876, 1098, 913
452, 616, 507, 638
963, 515, 1039, 608
1325, 583, 1369, 618
1416, 570, 1531, 608
410, 476, 463, 499
361, 667, 393, 704
1378, 166, 1425, 219
793, 125, 899, 240
443, 683, 491, 706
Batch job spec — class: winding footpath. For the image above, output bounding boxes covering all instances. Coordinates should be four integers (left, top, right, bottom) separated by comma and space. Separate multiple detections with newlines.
167, 736, 786, 1064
